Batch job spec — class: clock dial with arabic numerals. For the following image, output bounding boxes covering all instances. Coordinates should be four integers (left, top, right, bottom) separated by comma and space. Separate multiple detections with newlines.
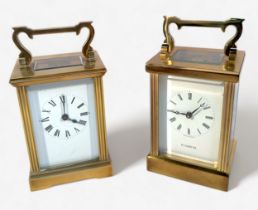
40, 94, 89, 139
167, 91, 214, 138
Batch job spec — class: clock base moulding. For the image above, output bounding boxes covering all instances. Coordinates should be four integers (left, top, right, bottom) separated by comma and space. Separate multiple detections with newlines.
29, 158, 112, 191
147, 140, 236, 191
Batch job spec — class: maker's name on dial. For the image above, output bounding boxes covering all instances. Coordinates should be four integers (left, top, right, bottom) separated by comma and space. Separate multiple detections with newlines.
180, 143, 197, 150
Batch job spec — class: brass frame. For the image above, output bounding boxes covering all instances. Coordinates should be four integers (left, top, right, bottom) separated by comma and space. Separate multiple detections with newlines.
147, 72, 237, 190
147, 18, 244, 188
13, 66, 112, 191
10, 22, 112, 190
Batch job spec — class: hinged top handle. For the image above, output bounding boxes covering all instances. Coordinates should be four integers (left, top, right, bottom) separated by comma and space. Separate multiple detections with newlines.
161, 16, 244, 61
13, 22, 95, 66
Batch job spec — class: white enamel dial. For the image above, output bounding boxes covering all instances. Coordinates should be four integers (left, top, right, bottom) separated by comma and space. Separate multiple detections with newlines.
27, 78, 99, 169
40, 94, 89, 139
167, 91, 214, 138
159, 75, 225, 164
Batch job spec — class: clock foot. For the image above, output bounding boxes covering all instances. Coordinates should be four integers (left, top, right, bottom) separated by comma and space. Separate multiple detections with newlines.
29, 159, 112, 191
147, 154, 230, 191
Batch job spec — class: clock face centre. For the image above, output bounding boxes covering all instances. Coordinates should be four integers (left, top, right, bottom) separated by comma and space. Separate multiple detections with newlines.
62, 114, 69, 121
186, 112, 192, 119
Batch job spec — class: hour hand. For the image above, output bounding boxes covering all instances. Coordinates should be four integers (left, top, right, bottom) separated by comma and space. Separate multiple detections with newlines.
167, 109, 186, 116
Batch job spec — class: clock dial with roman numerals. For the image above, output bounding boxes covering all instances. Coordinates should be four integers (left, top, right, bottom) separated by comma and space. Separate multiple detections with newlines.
167, 91, 214, 138
41, 94, 89, 139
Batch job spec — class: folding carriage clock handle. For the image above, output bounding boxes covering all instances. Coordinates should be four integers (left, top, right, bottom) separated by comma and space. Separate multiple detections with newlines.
12, 22, 95, 67
161, 16, 244, 61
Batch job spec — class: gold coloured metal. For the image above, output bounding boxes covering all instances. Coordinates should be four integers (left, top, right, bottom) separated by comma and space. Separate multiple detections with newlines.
147, 47, 245, 83
146, 58, 240, 190
12, 22, 95, 69
30, 159, 112, 191
150, 74, 159, 156
146, 17, 245, 191
161, 16, 244, 63
10, 52, 105, 87
17, 86, 40, 174
147, 155, 229, 191
94, 77, 108, 160
218, 82, 235, 172
10, 22, 112, 191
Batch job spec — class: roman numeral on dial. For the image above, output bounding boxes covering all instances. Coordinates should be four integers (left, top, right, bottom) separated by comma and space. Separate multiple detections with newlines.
74, 127, 80, 133
45, 125, 53, 132
188, 92, 192, 100
197, 97, 202, 103
71, 97, 75, 104
205, 116, 214, 120
77, 103, 84, 109
197, 129, 201, 134
170, 100, 177, 105
65, 130, 71, 138
177, 124, 182, 130
59, 95, 65, 103
80, 112, 89, 116
41, 117, 49, 122
202, 123, 210, 129
48, 100, 56, 107
203, 106, 211, 110
177, 94, 183, 101
54, 129, 60, 137
187, 128, 191, 135
78, 120, 87, 126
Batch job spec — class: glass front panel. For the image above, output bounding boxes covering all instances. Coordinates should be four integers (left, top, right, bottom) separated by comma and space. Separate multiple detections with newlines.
159, 75, 224, 165
27, 78, 99, 170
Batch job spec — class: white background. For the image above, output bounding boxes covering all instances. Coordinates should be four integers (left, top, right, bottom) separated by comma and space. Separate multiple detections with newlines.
0, 0, 258, 209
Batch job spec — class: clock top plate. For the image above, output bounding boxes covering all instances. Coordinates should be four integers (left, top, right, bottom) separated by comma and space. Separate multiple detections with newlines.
10, 51, 106, 87
146, 46, 245, 83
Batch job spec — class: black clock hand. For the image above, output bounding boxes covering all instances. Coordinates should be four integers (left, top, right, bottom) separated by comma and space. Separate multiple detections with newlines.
167, 109, 187, 116
60, 95, 66, 114
68, 117, 87, 126
191, 102, 206, 115
61, 114, 78, 123
68, 117, 78, 123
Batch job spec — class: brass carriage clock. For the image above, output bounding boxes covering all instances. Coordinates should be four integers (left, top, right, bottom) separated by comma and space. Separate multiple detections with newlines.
10, 22, 112, 191
146, 16, 245, 191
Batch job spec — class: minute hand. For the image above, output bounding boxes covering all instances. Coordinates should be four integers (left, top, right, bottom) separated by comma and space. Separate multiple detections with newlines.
191, 102, 206, 115
60, 95, 66, 114
192, 103, 205, 115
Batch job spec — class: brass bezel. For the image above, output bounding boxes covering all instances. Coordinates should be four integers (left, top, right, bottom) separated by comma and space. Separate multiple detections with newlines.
10, 51, 112, 191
